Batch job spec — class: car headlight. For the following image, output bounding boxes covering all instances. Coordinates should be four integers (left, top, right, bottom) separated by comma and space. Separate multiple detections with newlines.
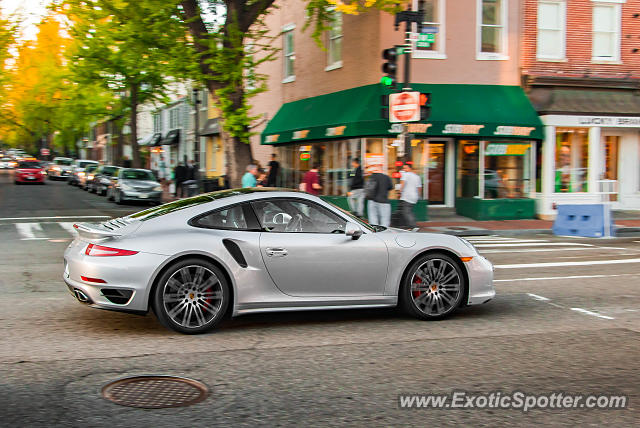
78, 172, 85, 177
153, 185, 162, 191
53, 166, 60, 171
87, 174, 94, 180
40, 171, 46, 175
458, 237, 478, 253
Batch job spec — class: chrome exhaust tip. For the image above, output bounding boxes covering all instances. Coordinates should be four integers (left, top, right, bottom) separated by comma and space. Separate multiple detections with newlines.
74, 289, 90, 303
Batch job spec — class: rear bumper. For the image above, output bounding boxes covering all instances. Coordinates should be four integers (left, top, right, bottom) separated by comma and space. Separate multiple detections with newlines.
63, 239, 170, 312
16, 174, 45, 182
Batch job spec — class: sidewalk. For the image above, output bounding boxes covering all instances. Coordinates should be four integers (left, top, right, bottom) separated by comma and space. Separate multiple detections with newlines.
418, 217, 640, 236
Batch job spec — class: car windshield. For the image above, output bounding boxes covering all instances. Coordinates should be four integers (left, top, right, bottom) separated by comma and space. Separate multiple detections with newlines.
121, 169, 156, 181
330, 204, 376, 232
18, 161, 41, 169
78, 161, 97, 168
55, 159, 72, 166
103, 166, 118, 176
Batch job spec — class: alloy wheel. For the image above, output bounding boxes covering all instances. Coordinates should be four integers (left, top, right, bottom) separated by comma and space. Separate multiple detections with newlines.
162, 265, 224, 329
410, 258, 462, 316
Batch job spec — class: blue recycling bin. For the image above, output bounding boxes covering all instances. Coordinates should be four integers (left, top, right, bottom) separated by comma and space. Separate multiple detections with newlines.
552, 204, 615, 238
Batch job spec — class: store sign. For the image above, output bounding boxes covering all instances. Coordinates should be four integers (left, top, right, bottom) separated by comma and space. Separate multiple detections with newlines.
265, 134, 279, 143
365, 153, 385, 170
299, 145, 312, 152
443, 124, 484, 134
300, 152, 311, 161
543, 115, 640, 128
326, 125, 347, 136
494, 126, 536, 137
292, 130, 310, 139
485, 143, 530, 156
407, 123, 432, 133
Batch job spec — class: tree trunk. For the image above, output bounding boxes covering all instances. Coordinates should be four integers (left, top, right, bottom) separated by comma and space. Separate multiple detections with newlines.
130, 82, 141, 168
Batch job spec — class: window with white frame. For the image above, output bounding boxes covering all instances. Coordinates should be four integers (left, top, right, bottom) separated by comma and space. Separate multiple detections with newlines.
169, 106, 180, 129
478, 0, 507, 59
537, 1, 566, 60
592, 1, 621, 61
283, 25, 295, 82
326, 12, 342, 69
414, 0, 445, 58
153, 113, 162, 133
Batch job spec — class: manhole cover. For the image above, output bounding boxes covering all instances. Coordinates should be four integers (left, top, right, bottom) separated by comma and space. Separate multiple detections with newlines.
102, 376, 209, 409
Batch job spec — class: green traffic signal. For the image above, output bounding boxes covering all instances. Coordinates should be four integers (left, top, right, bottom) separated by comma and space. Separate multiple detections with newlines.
380, 76, 394, 86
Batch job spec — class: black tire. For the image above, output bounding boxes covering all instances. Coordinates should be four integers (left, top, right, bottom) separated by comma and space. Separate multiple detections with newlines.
152, 258, 230, 334
399, 252, 466, 320
114, 190, 123, 204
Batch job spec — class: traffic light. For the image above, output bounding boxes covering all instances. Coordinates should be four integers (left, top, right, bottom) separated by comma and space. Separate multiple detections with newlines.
381, 47, 398, 88
380, 94, 389, 119
419, 92, 432, 120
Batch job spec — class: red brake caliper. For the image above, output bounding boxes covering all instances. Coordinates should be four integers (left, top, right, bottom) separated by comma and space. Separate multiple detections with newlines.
412, 277, 422, 298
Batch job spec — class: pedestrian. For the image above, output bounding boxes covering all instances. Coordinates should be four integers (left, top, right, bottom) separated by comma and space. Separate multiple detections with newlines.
256, 169, 268, 187
182, 159, 199, 196
300, 162, 322, 195
347, 157, 364, 217
267, 153, 280, 187
174, 162, 187, 197
398, 163, 422, 229
242, 164, 258, 188
365, 166, 393, 228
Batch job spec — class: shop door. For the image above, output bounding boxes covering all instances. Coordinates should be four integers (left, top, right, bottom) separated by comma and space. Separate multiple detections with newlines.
427, 142, 446, 204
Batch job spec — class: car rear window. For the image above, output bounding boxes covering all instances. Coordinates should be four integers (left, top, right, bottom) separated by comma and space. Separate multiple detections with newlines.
103, 166, 119, 175
121, 169, 156, 181
78, 161, 97, 168
129, 189, 262, 221
18, 161, 41, 168
55, 159, 72, 165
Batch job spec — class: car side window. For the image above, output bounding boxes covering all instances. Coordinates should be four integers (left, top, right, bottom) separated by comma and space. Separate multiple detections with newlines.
192, 204, 251, 230
252, 199, 346, 234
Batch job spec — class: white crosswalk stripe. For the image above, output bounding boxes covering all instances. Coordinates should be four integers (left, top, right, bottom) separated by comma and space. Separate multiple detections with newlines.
3, 222, 83, 240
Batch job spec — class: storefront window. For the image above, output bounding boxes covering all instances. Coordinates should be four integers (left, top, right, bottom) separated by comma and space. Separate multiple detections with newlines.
457, 141, 479, 198
604, 136, 619, 181
484, 142, 531, 199
555, 129, 588, 192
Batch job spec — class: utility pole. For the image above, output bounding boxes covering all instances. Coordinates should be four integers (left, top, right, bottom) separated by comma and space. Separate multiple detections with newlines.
192, 88, 200, 166
394, 1, 425, 90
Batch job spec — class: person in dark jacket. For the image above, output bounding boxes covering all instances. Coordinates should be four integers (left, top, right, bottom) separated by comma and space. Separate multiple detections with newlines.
174, 162, 187, 197
366, 166, 393, 227
266, 153, 280, 187
347, 157, 365, 217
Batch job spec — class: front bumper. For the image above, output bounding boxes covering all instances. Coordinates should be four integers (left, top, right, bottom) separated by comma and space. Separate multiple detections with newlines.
121, 190, 162, 202
16, 174, 45, 182
63, 239, 170, 313
465, 255, 495, 305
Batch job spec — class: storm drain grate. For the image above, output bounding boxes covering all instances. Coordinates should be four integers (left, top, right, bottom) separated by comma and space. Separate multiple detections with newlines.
101, 376, 209, 409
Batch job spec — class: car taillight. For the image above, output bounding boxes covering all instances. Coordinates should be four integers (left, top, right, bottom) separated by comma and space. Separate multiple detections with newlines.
85, 244, 138, 256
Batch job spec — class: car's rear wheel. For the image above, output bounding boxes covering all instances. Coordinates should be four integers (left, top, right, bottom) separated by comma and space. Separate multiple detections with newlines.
400, 252, 465, 320
153, 259, 229, 334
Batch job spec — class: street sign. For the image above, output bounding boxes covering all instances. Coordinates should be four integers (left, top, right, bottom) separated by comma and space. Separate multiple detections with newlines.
416, 33, 436, 48
389, 92, 420, 123
40, 148, 50, 156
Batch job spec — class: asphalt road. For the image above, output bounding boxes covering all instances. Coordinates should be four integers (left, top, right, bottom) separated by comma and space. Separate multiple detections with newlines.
0, 170, 638, 426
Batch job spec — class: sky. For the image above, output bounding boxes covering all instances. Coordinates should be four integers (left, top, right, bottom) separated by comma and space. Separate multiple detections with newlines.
1, 0, 51, 41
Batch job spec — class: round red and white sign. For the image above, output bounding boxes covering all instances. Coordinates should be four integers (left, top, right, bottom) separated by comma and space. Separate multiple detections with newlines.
389, 92, 420, 123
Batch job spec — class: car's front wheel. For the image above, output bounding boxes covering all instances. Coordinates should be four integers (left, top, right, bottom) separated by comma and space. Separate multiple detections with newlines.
153, 259, 229, 334
400, 252, 465, 320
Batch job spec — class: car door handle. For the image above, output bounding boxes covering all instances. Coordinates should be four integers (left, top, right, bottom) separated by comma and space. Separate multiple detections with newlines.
266, 248, 288, 257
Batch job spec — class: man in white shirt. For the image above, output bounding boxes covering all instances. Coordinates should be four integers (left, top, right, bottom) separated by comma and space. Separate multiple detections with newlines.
399, 163, 422, 228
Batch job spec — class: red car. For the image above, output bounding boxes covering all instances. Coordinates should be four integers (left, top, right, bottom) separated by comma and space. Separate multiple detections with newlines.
14, 160, 47, 184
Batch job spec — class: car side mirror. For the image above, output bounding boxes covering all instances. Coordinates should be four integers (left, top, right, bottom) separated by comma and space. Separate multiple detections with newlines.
345, 223, 363, 240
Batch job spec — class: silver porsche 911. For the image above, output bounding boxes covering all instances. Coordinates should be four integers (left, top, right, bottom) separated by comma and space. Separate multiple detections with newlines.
64, 189, 494, 334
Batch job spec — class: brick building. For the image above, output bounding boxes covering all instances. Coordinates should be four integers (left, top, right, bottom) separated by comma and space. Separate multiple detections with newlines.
522, 0, 640, 218
251, 0, 545, 220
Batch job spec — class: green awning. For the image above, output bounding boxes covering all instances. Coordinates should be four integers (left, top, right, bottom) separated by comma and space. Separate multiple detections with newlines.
262, 84, 544, 145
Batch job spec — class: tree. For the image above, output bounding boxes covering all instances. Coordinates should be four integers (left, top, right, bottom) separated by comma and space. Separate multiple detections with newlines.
177, 0, 405, 185
59, 0, 198, 167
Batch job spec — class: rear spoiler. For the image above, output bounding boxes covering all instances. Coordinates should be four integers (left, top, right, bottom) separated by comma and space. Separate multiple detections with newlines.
73, 223, 122, 239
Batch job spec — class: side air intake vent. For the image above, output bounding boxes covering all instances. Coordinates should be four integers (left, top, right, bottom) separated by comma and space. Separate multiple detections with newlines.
222, 239, 248, 268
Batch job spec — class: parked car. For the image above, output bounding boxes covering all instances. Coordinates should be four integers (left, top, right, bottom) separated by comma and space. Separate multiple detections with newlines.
65, 189, 495, 334
109, 168, 163, 205
47, 157, 74, 180
78, 164, 99, 190
69, 159, 99, 186
89, 165, 120, 195
14, 160, 46, 184
0, 157, 14, 169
